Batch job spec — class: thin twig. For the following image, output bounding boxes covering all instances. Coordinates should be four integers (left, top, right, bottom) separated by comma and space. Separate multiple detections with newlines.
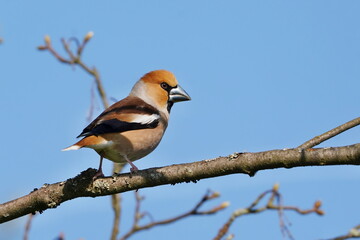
134, 191, 143, 225
324, 224, 360, 240
87, 81, 98, 121
297, 117, 360, 149
61, 38, 76, 61
23, 214, 34, 240
110, 163, 126, 240
214, 184, 324, 240
38, 33, 110, 109
38, 33, 121, 240
110, 191, 121, 240
55, 233, 65, 240
119, 190, 228, 240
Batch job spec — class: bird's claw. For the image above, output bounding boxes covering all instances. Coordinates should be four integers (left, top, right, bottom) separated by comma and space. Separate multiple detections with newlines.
93, 170, 104, 180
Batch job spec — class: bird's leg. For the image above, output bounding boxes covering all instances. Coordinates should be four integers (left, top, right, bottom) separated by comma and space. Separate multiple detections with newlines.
124, 155, 138, 173
93, 155, 105, 179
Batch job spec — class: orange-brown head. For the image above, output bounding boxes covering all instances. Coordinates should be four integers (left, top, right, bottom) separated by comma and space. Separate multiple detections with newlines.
130, 70, 191, 114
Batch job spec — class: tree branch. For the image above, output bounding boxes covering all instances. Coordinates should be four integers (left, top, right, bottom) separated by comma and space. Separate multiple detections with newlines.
23, 214, 34, 240
110, 188, 121, 240
38, 33, 110, 109
297, 117, 360, 149
110, 163, 125, 240
324, 224, 360, 240
39, 33, 123, 240
1, 143, 360, 224
120, 190, 227, 240
214, 184, 323, 240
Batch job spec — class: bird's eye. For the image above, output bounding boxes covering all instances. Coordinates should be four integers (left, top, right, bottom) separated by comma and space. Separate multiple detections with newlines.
161, 82, 170, 90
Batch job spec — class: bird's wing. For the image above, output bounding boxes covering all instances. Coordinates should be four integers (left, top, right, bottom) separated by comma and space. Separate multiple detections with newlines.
77, 96, 160, 138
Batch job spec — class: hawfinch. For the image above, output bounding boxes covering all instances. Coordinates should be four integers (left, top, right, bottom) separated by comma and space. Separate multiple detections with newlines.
63, 70, 191, 178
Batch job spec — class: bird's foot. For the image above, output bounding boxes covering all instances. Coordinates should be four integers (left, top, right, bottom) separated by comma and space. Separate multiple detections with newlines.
129, 164, 139, 178
93, 169, 105, 180
130, 165, 139, 173
127, 159, 139, 174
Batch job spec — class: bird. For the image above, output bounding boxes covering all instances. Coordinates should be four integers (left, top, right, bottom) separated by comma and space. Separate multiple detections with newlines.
63, 70, 191, 178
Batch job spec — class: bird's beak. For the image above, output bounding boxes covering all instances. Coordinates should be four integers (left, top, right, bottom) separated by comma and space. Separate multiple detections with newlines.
169, 85, 191, 102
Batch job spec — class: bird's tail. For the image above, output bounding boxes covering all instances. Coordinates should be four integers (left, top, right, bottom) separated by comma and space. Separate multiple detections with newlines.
62, 144, 81, 151
62, 136, 104, 151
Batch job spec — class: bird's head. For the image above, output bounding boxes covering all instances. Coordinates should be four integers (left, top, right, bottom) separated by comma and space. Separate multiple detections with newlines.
130, 70, 191, 113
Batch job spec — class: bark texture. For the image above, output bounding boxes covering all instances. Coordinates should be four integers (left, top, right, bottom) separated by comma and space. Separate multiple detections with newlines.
1, 143, 360, 224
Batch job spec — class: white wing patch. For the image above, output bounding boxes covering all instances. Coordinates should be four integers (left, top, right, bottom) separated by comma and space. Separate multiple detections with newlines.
132, 113, 160, 125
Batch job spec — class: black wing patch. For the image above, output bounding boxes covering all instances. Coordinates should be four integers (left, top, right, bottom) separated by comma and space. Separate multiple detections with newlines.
76, 96, 161, 138
77, 118, 159, 138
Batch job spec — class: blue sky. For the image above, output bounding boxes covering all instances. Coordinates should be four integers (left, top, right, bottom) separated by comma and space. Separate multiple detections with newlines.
1, 1, 360, 239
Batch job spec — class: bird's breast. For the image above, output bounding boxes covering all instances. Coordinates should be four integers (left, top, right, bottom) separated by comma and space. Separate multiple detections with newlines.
97, 124, 166, 163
